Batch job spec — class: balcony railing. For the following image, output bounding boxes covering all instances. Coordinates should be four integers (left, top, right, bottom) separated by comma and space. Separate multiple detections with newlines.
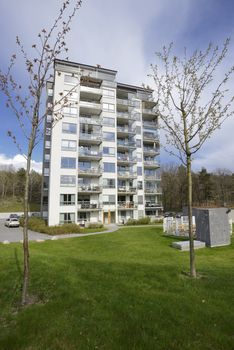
79, 133, 102, 142
144, 160, 159, 168
117, 112, 139, 121
117, 155, 137, 163
77, 202, 102, 210
144, 174, 161, 181
78, 185, 102, 193
117, 126, 136, 134
117, 140, 136, 148
145, 187, 161, 194
118, 201, 137, 209
78, 167, 102, 176
79, 149, 102, 158
79, 117, 102, 125
118, 171, 137, 178
143, 121, 157, 128
60, 201, 75, 206
142, 108, 156, 115
143, 132, 158, 141
118, 187, 137, 193
145, 202, 163, 208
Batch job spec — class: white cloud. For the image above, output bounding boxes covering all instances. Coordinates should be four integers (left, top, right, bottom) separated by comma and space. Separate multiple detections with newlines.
0, 154, 42, 173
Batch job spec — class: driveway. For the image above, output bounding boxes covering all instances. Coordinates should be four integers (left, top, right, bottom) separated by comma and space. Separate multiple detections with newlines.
0, 219, 118, 243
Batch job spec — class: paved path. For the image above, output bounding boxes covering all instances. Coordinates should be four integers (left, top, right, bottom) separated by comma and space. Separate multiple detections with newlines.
0, 220, 119, 243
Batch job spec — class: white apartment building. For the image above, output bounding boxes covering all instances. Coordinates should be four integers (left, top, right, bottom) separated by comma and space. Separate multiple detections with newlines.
41, 59, 162, 225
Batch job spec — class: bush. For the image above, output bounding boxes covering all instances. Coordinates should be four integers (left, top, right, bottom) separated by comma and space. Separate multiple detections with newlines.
20, 217, 81, 235
125, 217, 151, 225
87, 223, 104, 229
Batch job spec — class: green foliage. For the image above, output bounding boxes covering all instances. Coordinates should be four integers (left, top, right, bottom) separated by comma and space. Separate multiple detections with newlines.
87, 222, 104, 229
0, 198, 40, 213
20, 217, 81, 235
125, 216, 151, 225
0, 227, 233, 349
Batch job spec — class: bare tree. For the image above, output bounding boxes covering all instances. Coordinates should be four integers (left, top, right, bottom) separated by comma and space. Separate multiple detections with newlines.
0, 0, 83, 305
151, 40, 234, 277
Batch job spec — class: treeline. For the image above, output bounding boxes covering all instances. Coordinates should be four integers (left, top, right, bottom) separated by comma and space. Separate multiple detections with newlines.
161, 165, 234, 212
0, 166, 42, 203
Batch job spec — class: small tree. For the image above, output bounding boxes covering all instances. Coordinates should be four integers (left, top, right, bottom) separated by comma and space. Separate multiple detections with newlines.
151, 40, 234, 277
0, 0, 83, 304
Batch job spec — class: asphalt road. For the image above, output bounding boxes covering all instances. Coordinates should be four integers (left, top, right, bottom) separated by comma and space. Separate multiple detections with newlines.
0, 219, 118, 243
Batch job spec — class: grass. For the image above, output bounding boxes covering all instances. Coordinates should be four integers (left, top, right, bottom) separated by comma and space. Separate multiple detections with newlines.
0, 227, 233, 349
0, 198, 40, 213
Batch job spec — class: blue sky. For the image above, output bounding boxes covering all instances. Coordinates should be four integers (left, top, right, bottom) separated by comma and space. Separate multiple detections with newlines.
0, 0, 234, 172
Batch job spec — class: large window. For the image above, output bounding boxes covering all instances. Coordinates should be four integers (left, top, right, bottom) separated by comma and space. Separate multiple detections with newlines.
60, 175, 76, 187
59, 212, 75, 224
103, 147, 115, 156
103, 103, 115, 112
62, 122, 77, 134
103, 132, 115, 142
103, 117, 115, 127
61, 139, 77, 151
103, 162, 115, 173
103, 178, 115, 188
103, 89, 115, 98
103, 195, 116, 205
60, 194, 75, 206
78, 161, 91, 169
61, 157, 76, 169
45, 141, 51, 149
63, 106, 78, 116
137, 166, 142, 176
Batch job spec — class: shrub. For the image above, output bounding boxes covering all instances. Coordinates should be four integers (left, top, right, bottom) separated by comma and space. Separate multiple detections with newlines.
87, 223, 104, 229
125, 217, 151, 225
20, 217, 81, 235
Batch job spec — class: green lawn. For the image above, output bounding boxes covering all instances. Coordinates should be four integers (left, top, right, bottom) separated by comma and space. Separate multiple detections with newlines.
0, 199, 40, 212
0, 227, 233, 350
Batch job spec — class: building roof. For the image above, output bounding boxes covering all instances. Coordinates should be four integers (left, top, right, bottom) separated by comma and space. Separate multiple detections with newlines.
54, 59, 117, 75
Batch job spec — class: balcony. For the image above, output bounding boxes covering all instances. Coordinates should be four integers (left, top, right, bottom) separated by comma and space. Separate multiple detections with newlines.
143, 132, 159, 143
79, 116, 102, 126
142, 108, 156, 116
117, 126, 136, 136
117, 112, 139, 121
118, 171, 137, 179
117, 140, 136, 150
144, 174, 161, 181
79, 100, 102, 115
145, 187, 162, 194
117, 155, 137, 165
144, 160, 160, 169
79, 133, 102, 145
78, 149, 102, 161
145, 202, 163, 209
118, 201, 137, 210
118, 187, 137, 194
80, 85, 102, 99
77, 202, 102, 211
143, 147, 160, 156
78, 167, 102, 177
143, 121, 158, 129
78, 185, 102, 194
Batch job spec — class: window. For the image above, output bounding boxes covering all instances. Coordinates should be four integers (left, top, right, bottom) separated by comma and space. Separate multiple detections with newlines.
78, 161, 91, 169
47, 88, 53, 96
60, 194, 75, 206
44, 168, 49, 176
64, 74, 77, 85
136, 126, 141, 134
61, 157, 76, 169
61, 139, 77, 151
103, 103, 115, 112
46, 115, 52, 122
103, 147, 115, 156
137, 167, 142, 176
60, 175, 76, 186
59, 212, 75, 224
103, 117, 115, 127
103, 132, 115, 142
103, 162, 115, 173
103, 89, 115, 98
137, 152, 142, 161
138, 181, 143, 189
136, 139, 141, 147
138, 195, 143, 204
62, 122, 77, 134
44, 154, 50, 161
45, 141, 51, 149
103, 178, 115, 188
103, 195, 116, 205
63, 106, 78, 116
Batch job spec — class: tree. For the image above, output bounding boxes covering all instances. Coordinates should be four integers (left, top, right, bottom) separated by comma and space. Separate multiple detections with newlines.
151, 41, 234, 277
0, 0, 83, 305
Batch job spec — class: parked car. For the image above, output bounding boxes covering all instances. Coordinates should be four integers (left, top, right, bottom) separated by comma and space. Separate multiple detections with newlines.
5, 218, 20, 228
163, 212, 174, 218
9, 213, 19, 219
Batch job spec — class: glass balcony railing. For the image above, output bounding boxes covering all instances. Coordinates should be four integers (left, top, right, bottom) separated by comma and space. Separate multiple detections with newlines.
117, 126, 136, 134
79, 117, 102, 125
78, 149, 102, 158
118, 187, 137, 193
77, 202, 102, 210
79, 133, 102, 142
78, 185, 102, 193
145, 202, 163, 208
118, 201, 137, 209
118, 171, 137, 178
117, 155, 137, 163
78, 167, 102, 176
117, 112, 139, 121
143, 132, 158, 141
117, 140, 136, 148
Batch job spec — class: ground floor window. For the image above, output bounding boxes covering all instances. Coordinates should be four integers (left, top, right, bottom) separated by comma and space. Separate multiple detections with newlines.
59, 212, 75, 224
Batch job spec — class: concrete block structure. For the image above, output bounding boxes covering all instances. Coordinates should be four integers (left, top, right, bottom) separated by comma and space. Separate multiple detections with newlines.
41, 60, 162, 225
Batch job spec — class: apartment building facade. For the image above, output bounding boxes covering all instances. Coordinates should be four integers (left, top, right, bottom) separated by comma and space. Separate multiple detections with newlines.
41, 59, 162, 225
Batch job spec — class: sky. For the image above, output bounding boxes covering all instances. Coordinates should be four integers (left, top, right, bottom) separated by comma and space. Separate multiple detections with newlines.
0, 0, 234, 173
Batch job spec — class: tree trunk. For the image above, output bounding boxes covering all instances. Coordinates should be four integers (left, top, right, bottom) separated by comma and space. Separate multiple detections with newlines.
187, 155, 196, 278
21, 153, 31, 305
